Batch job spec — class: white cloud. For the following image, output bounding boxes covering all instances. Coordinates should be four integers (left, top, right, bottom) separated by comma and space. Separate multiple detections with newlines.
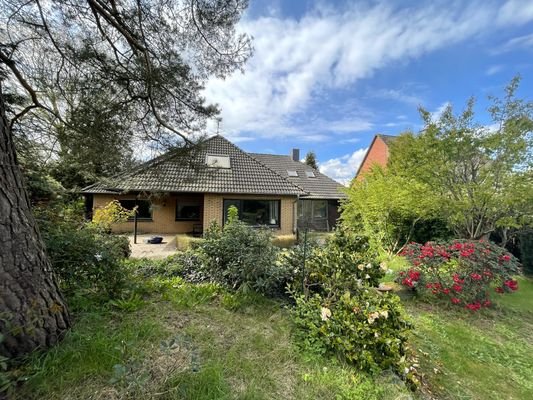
319, 148, 368, 185
204, 1, 533, 141
431, 101, 451, 121
492, 32, 533, 54
370, 88, 423, 106
485, 64, 504, 75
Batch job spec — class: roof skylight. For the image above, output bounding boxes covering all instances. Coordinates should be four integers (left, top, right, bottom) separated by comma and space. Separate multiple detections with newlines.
287, 170, 298, 177
305, 171, 316, 178
206, 155, 231, 169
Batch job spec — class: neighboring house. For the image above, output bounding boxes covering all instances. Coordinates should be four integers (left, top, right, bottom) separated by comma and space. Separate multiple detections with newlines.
81, 135, 346, 236
354, 134, 398, 180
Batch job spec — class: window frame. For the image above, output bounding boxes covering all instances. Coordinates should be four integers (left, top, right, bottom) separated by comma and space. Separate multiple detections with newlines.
175, 200, 202, 221
223, 199, 281, 228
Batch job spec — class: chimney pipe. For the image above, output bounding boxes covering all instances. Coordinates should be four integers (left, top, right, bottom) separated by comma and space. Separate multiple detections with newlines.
291, 148, 300, 162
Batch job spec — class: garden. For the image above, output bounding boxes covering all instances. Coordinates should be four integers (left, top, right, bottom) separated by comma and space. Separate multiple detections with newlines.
2, 79, 532, 400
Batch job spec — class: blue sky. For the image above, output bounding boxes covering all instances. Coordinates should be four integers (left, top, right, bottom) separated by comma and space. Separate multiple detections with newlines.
202, 0, 533, 184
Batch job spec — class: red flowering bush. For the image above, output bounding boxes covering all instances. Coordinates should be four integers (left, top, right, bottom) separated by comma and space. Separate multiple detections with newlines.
397, 240, 520, 311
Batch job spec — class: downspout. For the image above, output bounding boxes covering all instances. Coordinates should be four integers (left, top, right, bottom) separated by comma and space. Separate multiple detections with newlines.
293, 194, 300, 239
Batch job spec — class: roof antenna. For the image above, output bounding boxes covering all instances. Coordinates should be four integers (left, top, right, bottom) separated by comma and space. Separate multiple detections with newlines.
216, 117, 222, 135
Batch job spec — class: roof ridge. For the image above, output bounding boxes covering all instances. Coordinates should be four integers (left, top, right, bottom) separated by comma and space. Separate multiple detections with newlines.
215, 136, 308, 194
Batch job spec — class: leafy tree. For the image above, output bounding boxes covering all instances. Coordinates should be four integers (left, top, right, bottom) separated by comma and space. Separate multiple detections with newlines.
389, 77, 532, 240
304, 151, 318, 169
341, 166, 438, 255
0, 0, 251, 357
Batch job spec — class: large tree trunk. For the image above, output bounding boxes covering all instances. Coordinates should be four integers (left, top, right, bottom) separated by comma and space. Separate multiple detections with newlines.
0, 85, 70, 358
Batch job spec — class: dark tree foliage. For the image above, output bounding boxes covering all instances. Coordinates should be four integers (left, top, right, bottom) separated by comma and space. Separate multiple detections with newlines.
304, 151, 318, 169
0, 0, 252, 358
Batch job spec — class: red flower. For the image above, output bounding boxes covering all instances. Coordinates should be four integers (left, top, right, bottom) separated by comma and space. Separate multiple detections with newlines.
495, 287, 504, 294
501, 255, 511, 262
504, 279, 518, 291
482, 300, 491, 307
460, 249, 474, 257
451, 297, 461, 304
470, 273, 482, 281
408, 270, 421, 281
466, 302, 481, 311
443, 288, 450, 294
450, 242, 463, 251
452, 284, 463, 293
453, 274, 465, 284
402, 278, 414, 288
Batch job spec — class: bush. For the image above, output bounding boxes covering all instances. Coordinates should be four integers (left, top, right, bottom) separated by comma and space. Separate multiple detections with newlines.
175, 234, 204, 251
91, 200, 134, 232
398, 240, 521, 310
286, 230, 385, 297
292, 289, 414, 383
288, 229, 414, 384
197, 206, 286, 295
127, 251, 208, 283
36, 202, 131, 298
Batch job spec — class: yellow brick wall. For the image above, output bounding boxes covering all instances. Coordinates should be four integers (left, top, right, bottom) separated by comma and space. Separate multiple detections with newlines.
203, 194, 296, 236
92, 194, 202, 234
92, 193, 297, 236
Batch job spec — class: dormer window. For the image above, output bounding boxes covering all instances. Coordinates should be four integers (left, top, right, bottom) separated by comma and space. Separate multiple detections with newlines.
206, 154, 231, 168
287, 170, 298, 177
305, 171, 316, 178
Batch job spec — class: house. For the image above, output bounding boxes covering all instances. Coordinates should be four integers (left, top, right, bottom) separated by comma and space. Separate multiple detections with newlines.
354, 134, 398, 180
81, 135, 346, 236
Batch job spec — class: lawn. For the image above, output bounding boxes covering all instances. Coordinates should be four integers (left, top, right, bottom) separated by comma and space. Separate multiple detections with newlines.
10, 274, 533, 399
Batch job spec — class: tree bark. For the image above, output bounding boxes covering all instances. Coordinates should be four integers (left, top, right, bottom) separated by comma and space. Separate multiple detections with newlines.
0, 84, 70, 358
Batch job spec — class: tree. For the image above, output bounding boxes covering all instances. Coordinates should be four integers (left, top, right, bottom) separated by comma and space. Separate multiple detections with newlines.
304, 151, 318, 169
341, 166, 439, 255
389, 77, 532, 240
1, 0, 251, 357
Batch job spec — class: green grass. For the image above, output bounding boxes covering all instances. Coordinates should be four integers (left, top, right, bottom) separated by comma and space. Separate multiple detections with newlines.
404, 275, 533, 400
12, 284, 411, 400
11, 275, 533, 399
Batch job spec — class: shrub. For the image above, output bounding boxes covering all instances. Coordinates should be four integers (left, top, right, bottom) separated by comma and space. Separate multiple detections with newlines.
91, 200, 134, 232
197, 206, 286, 295
286, 230, 385, 297
292, 290, 414, 383
288, 229, 414, 384
36, 202, 131, 298
398, 240, 521, 310
175, 234, 204, 251
127, 251, 208, 283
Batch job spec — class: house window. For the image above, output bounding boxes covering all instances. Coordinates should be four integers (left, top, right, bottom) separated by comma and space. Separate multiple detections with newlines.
176, 200, 201, 221
287, 170, 298, 177
223, 199, 280, 227
206, 154, 231, 168
305, 171, 316, 178
298, 200, 327, 219
313, 200, 327, 218
118, 199, 152, 220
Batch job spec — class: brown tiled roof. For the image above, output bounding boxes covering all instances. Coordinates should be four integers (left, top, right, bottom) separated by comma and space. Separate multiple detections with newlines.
250, 153, 347, 200
82, 136, 306, 196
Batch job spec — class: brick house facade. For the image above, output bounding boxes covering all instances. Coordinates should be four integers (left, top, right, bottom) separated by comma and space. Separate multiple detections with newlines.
83, 136, 346, 236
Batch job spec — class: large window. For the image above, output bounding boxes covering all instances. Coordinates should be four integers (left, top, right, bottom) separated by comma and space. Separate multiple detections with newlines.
223, 199, 280, 227
118, 199, 152, 220
298, 200, 327, 220
176, 200, 202, 221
